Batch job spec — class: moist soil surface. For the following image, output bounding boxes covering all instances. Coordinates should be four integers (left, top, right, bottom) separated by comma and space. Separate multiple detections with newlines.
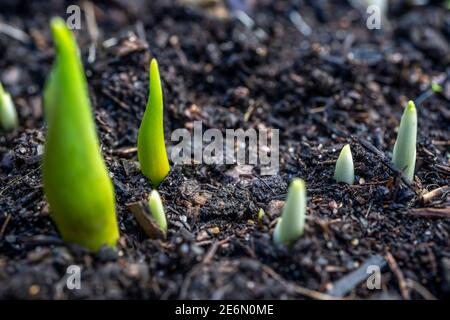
0, 0, 449, 299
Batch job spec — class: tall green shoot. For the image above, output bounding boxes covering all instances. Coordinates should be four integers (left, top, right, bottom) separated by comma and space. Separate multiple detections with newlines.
137, 59, 170, 187
43, 18, 119, 251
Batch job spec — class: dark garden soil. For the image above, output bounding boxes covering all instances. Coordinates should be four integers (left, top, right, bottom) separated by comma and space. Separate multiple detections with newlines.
0, 0, 449, 300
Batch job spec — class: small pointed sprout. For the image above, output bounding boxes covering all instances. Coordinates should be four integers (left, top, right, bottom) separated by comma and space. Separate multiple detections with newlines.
273, 178, 306, 246
431, 82, 443, 94
392, 100, 417, 182
333, 144, 354, 185
257, 208, 265, 222
43, 18, 119, 251
137, 59, 170, 187
148, 190, 167, 235
0, 82, 19, 130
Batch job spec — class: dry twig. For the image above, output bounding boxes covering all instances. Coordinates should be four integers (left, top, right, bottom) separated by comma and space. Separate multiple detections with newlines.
385, 252, 410, 300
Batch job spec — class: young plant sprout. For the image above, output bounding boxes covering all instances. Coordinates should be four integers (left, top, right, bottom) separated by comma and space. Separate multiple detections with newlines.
333, 144, 354, 185
273, 178, 306, 246
148, 190, 168, 235
43, 18, 119, 251
431, 82, 443, 94
392, 100, 417, 182
0, 82, 19, 130
137, 59, 170, 187
257, 208, 265, 222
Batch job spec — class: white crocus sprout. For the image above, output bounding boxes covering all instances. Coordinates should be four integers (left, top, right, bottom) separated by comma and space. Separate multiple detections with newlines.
333, 144, 355, 185
392, 100, 417, 182
149, 189, 167, 235
0, 82, 18, 130
273, 178, 306, 245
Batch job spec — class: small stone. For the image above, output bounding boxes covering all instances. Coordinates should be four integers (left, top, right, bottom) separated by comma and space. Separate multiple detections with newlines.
5, 235, 16, 243
196, 230, 210, 241
29, 285, 40, 296
267, 200, 285, 217
210, 226, 220, 235
328, 200, 338, 210
351, 238, 359, 246
180, 243, 189, 254
36, 145, 44, 156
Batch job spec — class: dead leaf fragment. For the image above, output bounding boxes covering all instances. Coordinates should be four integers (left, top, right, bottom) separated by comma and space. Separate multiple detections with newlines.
127, 201, 166, 240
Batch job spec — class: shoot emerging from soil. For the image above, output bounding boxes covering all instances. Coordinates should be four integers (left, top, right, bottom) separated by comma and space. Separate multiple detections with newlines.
148, 190, 168, 235
333, 144, 355, 185
0, 82, 18, 130
43, 18, 119, 251
392, 100, 417, 182
137, 59, 170, 187
273, 178, 306, 246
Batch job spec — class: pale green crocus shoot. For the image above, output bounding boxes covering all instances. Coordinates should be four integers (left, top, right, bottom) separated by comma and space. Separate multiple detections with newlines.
137, 59, 170, 187
148, 189, 167, 235
273, 178, 306, 246
392, 100, 417, 182
0, 82, 19, 130
333, 144, 355, 185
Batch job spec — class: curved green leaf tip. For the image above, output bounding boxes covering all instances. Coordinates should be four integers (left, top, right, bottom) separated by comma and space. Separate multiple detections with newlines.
333, 144, 354, 185
273, 178, 306, 246
392, 100, 417, 182
137, 59, 170, 187
257, 208, 265, 222
149, 190, 168, 235
431, 82, 442, 94
43, 17, 119, 251
0, 81, 19, 130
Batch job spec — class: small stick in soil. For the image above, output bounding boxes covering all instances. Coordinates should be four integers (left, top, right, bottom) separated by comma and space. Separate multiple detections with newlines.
113, 146, 138, 156
254, 175, 276, 195
406, 279, 437, 300
289, 11, 312, 37
421, 186, 449, 204
434, 163, 450, 176
83, 1, 99, 64
202, 240, 219, 264
352, 136, 416, 193
0, 214, 12, 238
201, 238, 229, 264
102, 89, 130, 110
409, 207, 450, 219
326, 255, 386, 297
262, 265, 342, 300
0, 165, 42, 196
385, 252, 410, 300
0, 21, 30, 44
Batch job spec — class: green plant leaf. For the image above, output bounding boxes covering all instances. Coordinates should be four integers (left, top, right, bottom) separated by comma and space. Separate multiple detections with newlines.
137, 59, 170, 187
431, 82, 443, 94
43, 17, 119, 251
